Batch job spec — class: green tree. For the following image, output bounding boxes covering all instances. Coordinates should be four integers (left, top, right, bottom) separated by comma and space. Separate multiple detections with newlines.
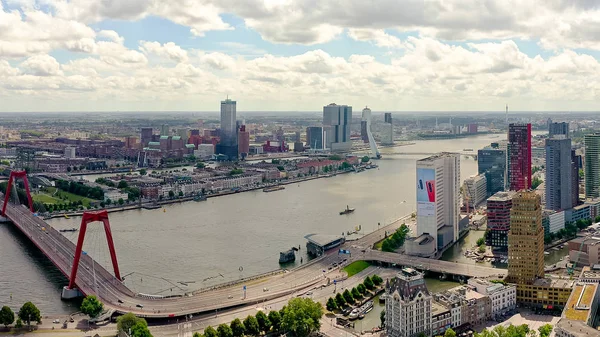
371, 275, 383, 286
538, 324, 552, 337
335, 293, 346, 307
280, 298, 323, 337
444, 328, 457, 337
0, 306, 15, 327
532, 177, 543, 189
118, 198, 124, 205
230, 318, 245, 337
267, 311, 281, 332
15, 318, 22, 329
217, 323, 233, 337
364, 276, 374, 290
80, 295, 104, 318
351, 287, 361, 299
361, 156, 370, 163
168, 190, 175, 198
106, 198, 112, 205
139, 169, 147, 176
117, 313, 146, 333
380, 310, 385, 328
178, 191, 184, 197
326, 297, 338, 311
131, 320, 153, 337
118, 180, 128, 189
67, 166, 72, 172
357, 283, 367, 294
343, 289, 354, 303
476, 237, 485, 246
196, 162, 206, 169
18, 302, 41, 326
243, 315, 260, 336
193, 333, 202, 337
204, 326, 218, 337
255, 311, 271, 333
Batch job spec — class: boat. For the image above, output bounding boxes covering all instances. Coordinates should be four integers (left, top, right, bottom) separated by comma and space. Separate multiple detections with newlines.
348, 308, 360, 320
59, 228, 78, 233
193, 194, 207, 202
340, 205, 355, 215
279, 247, 299, 263
463, 148, 473, 151
142, 204, 161, 210
361, 300, 374, 314
263, 185, 285, 193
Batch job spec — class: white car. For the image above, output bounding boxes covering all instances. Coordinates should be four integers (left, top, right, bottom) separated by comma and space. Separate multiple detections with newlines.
53, 319, 60, 324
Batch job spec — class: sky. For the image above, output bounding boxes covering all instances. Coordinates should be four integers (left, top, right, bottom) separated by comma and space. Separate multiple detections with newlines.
1, 0, 600, 113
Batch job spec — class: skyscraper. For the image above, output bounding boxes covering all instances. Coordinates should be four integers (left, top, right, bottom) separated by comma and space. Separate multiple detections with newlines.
507, 123, 532, 191
584, 134, 600, 199
238, 125, 250, 158
478, 147, 506, 196
140, 127, 153, 147
549, 122, 569, 138
545, 137, 573, 211
215, 98, 238, 160
507, 190, 544, 285
486, 191, 515, 250
416, 153, 460, 253
384, 112, 392, 124
306, 126, 323, 150
572, 150, 581, 207
322, 103, 352, 152
382, 112, 394, 145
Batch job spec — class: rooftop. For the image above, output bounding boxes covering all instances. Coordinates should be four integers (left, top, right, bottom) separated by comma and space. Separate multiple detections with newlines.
417, 152, 458, 162
487, 191, 515, 202
556, 318, 599, 337
431, 301, 449, 317
532, 277, 575, 289
304, 234, 344, 247
564, 283, 597, 322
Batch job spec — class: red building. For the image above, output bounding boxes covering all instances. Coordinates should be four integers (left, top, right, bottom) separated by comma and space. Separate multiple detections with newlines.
238, 125, 250, 156
467, 124, 478, 133
508, 123, 532, 190
263, 140, 288, 153
486, 191, 515, 250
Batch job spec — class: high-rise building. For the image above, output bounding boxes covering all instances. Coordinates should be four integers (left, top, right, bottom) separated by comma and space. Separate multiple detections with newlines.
572, 150, 581, 207
416, 153, 460, 253
463, 174, 487, 209
140, 127, 153, 147
584, 133, 600, 199
384, 112, 392, 124
360, 120, 368, 143
549, 122, 569, 138
507, 123, 532, 191
306, 126, 323, 150
545, 137, 573, 211
238, 125, 250, 158
381, 112, 394, 145
478, 147, 506, 196
322, 103, 352, 152
507, 190, 544, 285
385, 268, 432, 337
160, 124, 169, 136
486, 191, 515, 250
64, 146, 76, 159
467, 124, 478, 134
177, 129, 189, 144
216, 98, 238, 160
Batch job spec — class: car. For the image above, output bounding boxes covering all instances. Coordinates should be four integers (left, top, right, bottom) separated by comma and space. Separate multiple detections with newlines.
117, 299, 124, 304
136, 304, 144, 308
328, 266, 332, 270
228, 295, 233, 299
332, 263, 337, 267
263, 288, 269, 292
53, 319, 60, 324
305, 291, 313, 296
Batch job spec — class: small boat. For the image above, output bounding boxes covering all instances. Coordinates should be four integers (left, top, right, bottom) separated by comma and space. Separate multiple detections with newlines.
142, 204, 161, 210
263, 185, 285, 193
59, 228, 78, 232
340, 205, 355, 215
362, 301, 374, 314
348, 308, 360, 320
463, 148, 473, 151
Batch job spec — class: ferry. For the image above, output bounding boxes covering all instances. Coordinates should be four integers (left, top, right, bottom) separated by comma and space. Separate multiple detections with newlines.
263, 185, 285, 193
59, 228, 78, 233
340, 205, 355, 215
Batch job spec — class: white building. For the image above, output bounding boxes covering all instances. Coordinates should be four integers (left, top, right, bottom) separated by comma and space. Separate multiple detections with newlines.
385, 268, 432, 337
416, 152, 461, 253
467, 278, 516, 318
381, 123, 394, 145
464, 174, 487, 209
64, 146, 76, 159
104, 188, 128, 202
194, 144, 215, 159
548, 210, 566, 234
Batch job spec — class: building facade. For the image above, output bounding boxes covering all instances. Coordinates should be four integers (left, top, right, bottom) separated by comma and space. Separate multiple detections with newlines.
549, 122, 569, 138
467, 278, 516, 318
486, 191, 515, 250
584, 134, 600, 199
464, 174, 487, 209
507, 123, 532, 191
216, 98, 238, 160
477, 147, 506, 196
322, 103, 352, 152
238, 125, 250, 158
545, 137, 574, 210
416, 153, 461, 253
385, 268, 432, 337
306, 126, 323, 150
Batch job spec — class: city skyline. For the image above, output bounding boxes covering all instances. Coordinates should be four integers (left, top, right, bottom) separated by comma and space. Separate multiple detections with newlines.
1, 1, 600, 112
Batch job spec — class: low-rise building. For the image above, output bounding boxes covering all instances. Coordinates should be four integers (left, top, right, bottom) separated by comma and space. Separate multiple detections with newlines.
562, 282, 599, 327
569, 236, 600, 268
194, 144, 214, 159
515, 278, 574, 310
431, 301, 452, 336
104, 188, 128, 202
555, 318, 599, 337
385, 268, 432, 337
566, 205, 591, 223
467, 278, 516, 318
542, 210, 565, 235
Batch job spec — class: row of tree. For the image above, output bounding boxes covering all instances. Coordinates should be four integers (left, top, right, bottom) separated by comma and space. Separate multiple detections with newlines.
191, 298, 322, 337
326, 275, 383, 311
55, 180, 104, 200
473, 323, 552, 337
544, 216, 600, 244
0, 302, 41, 329
381, 224, 410, 252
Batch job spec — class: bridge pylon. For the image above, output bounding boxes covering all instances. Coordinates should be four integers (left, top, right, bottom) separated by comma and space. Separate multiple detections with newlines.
67, 210, 122, 291
1, 170, 33, 216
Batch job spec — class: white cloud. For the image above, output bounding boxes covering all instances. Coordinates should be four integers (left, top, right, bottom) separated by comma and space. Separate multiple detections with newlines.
20, 54, 63, 76
140, 41, 189, 63
347, 29, 404, 48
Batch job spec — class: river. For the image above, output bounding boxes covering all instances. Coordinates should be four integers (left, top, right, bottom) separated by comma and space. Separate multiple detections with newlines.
0, 133, 544, 315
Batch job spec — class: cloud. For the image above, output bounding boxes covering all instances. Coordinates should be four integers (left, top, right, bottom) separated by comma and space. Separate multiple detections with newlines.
20, 54, 63, 76
347, 29, 404, 48
140, 41, 189, 63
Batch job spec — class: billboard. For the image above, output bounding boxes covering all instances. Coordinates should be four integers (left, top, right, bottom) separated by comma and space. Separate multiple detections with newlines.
417, 168, 435, 216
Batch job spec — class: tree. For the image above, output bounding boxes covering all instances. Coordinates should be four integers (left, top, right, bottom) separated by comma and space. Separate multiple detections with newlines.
357, 283, 367, 294
267, 311, 281, 332
351, 287, 361, 299
196, 162, 206, 169
80, 295, 103, 318
230, 318, 245, 337
178, 191, 184, 197
131, 320, 153, 337
538, 324, 552, 337
343, 289, 354, 303
106, 198, 112, 205
193, 333, 202, 337
532, 177, 543, 189
380, 310, 385, 328
255, 311, 271, 333
243, 315, 260, 336
67, 166, 72, 172
18, 302, 41, 326
361, 156, 370, 163
15, 318, 22, 329
371, 275, 383, 286
204, 326, 218, 337
139, 169, 147, 176
364, 276, 374, 290
280, 298, 323, 337
117, 313, 146, 333
168, 190, 175, 198
117, 198, 124, 205
326, 297, 338, 311
476, 237, 485, 246
335, 293, 346, 307
0, 306, 15, 327
217, 323, 233, 337
118, 180, 128, 189
444, 328, 457, 337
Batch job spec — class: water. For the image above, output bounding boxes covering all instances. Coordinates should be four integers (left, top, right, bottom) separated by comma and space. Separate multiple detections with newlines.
0, 134, 505, 314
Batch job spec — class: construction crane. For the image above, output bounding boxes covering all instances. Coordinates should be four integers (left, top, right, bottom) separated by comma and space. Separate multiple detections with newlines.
568, 235, 591, 276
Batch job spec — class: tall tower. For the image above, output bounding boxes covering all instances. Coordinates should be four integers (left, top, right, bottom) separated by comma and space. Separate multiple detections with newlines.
322, 103, 352, 152
584, 133, 600, 198
545, 137, 573, 211
507, 123, 532, 190
507, 190, 544, 285
216, 97, 238, 160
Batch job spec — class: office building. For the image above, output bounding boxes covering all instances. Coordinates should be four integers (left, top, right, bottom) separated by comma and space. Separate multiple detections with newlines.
64, 146, 76, 159
416, 153, 460, 253
322, 103, 352, 152
555, 318, 600, 337
478, 147, 506, 196
486, 191, 515, 250
507, 191, 544, 285
381, 112, 394, 145
545, 137, 574, 210
306, 126, 323, 150
568, 237, 600, 268
549, 122, 569, 138
216, 98, 238, 160
467, 124, 478, 134
140, 127, 153, 147
584, 134, 600, 199
463, 174, 487, 210
160, 124, 169, 136
360, 120, 368, 143
572, 150, 581, 207
385, 268, 432, 337
384, 112, 392, 124
238, 125, 250, 158
507, 123, 532, 191
177, 129, 189, 144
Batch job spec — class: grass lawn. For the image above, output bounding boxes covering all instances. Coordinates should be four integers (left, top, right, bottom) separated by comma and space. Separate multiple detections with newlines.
37, 187, 98, 207
342, 261, 371, 277
373, 240, 384, 250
